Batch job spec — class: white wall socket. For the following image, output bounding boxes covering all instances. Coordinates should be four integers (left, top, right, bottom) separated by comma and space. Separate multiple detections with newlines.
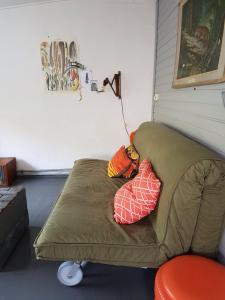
154, 94, 160, 101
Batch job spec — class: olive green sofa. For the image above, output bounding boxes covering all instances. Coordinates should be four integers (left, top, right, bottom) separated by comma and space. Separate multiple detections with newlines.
34, 122, 225, 286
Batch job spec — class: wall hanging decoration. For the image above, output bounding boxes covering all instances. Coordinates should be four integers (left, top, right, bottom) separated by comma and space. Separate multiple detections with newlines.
173, 0, 225, 88
40, 40, 85, 97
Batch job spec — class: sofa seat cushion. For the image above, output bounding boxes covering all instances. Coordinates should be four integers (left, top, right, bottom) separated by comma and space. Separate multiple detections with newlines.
34, 159, 159, 267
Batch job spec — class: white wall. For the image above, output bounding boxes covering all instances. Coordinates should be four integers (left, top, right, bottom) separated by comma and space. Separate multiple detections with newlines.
0, 0, 156, 171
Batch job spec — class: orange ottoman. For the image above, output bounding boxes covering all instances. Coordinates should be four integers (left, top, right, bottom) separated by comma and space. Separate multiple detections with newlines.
154, 255, 225, 300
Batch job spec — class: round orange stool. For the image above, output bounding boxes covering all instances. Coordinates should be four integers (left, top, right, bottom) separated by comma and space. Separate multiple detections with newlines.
154, 255, 225, 300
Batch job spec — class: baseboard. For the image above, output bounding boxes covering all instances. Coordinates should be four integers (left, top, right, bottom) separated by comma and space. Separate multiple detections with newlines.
17, 169, 71, 176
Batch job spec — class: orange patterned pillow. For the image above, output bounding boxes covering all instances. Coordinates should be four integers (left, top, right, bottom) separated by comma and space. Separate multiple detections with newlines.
129, 130, 137, 144
108, 145, 139, 178
114, 160, 161, 224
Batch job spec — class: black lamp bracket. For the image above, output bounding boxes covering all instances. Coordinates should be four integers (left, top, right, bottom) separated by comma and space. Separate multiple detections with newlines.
102, 71, 121, 99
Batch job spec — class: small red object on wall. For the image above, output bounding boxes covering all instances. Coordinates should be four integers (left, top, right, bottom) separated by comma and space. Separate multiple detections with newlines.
0, 158, 16, 187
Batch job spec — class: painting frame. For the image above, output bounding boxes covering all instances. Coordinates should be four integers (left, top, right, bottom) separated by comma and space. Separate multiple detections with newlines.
172, 0, 225, 88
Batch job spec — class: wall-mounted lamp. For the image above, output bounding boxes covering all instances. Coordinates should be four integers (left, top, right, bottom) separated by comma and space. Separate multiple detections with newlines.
100, 71, 121, 99
68, 63, 121, 99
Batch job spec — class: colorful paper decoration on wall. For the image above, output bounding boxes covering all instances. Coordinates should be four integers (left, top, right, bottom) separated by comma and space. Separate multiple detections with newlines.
40, 41, 80, 92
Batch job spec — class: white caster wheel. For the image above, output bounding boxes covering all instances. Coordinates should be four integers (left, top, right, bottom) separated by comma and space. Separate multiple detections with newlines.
57, 261, 83, 286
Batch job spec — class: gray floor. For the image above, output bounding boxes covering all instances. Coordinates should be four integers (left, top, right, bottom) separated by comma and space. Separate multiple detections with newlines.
0, 177, 156, 300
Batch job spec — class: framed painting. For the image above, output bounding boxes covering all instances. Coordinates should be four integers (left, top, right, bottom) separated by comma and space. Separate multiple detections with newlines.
173, 0, 225, 88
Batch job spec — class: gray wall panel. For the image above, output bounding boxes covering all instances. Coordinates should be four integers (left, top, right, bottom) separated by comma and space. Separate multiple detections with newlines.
154, 0, 225, 262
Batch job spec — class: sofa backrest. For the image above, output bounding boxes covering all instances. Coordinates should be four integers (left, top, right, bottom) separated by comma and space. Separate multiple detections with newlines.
134, 122, 225, 260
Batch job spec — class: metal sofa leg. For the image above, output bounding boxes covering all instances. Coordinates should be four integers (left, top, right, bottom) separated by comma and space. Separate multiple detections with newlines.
57, 261, 87, 286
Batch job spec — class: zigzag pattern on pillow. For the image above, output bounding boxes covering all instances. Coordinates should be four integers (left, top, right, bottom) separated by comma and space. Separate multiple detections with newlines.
114, 160, 161, 224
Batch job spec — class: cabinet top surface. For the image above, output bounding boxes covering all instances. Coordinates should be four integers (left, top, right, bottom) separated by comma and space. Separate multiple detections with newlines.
0, 158, 16, 166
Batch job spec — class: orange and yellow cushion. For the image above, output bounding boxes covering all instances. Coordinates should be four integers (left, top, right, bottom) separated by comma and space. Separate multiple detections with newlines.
114, 159, 161, 224
108, 145, 139, 179
129, 130, 137, 144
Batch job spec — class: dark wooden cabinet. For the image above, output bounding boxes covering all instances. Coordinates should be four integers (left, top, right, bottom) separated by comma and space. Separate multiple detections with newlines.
0, 158, 16, 187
